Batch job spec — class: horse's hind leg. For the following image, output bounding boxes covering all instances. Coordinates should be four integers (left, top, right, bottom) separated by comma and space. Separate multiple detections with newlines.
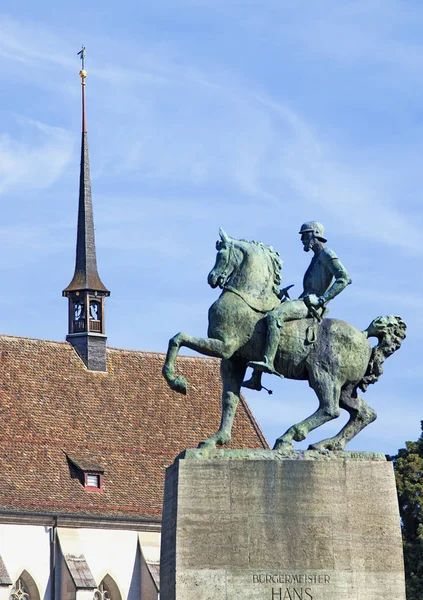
273, 373, 341, 451
199, 357, 246, 449
309, 386, 377, 451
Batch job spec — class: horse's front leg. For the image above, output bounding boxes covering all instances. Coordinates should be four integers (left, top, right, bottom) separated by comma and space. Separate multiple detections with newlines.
199, 357, 246, 449
162, 332, 239, 394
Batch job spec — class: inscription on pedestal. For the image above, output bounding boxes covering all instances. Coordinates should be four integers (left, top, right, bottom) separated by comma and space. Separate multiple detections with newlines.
252, 572, 331, 599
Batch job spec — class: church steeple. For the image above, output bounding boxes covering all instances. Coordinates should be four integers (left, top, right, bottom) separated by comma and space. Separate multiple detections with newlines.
63, 47, 110, 372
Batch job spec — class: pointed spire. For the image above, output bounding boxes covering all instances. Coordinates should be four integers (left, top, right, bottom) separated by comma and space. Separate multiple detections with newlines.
63, 48, 109, 372
63, 47, 109, 295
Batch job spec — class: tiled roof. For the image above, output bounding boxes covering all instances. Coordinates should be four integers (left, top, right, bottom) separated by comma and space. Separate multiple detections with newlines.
0, 335, 267, 520
0, 555, 12, 584
62, 554, 97, 589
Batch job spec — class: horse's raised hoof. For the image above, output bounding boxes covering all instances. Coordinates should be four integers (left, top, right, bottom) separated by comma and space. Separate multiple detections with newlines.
170, 375, 188, 395
273, 440, 293, 451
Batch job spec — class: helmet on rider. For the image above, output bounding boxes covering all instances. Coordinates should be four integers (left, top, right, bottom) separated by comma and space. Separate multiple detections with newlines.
298, 221, 327, 243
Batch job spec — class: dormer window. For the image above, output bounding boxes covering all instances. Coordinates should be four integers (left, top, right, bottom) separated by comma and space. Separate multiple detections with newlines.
64, 452, 104, 492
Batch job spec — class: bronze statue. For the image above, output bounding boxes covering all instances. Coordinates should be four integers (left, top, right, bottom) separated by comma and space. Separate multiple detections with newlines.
162, 226, 406, 451
246, 221, 351, 389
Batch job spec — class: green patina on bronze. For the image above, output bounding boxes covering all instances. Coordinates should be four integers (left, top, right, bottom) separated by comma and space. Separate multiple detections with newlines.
179, 448, 387, 462
163, 224, 406, 451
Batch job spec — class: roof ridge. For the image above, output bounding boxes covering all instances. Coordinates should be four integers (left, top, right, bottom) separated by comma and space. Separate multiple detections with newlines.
0, 334, 70, 346
106, 346, 219, 362
0, 334, 219, 362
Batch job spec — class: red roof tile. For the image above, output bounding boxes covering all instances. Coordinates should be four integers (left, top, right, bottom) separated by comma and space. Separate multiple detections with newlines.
0, 335, 268, 520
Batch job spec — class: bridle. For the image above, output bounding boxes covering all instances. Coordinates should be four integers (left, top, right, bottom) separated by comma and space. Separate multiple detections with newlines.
216, 240, 233, 289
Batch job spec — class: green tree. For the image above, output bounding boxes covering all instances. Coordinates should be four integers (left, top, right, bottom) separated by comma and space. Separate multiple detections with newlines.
390, 421, 423, 600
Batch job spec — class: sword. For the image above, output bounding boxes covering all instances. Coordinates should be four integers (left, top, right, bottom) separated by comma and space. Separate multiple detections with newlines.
279, 284, 294, 300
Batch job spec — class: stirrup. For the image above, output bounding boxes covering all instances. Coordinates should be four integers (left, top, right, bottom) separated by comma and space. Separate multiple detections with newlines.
242, 378, 262, 391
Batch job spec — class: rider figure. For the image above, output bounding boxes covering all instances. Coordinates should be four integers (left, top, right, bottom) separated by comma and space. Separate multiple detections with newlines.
246, 221, 352, 384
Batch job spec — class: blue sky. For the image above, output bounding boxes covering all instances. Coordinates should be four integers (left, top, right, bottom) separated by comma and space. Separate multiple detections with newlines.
0, 1, 421, 455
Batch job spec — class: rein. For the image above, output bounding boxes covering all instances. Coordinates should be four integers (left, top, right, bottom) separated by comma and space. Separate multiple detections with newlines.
219, 239, 281, 313
223, 285, 281, 314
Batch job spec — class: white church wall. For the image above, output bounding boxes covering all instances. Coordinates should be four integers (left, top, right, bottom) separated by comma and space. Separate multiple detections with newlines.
0, 525, 50, 600
77, 529, 139, 598
0, 525, 159, 600
76, 591, 94, 600
0, 586, 10, 600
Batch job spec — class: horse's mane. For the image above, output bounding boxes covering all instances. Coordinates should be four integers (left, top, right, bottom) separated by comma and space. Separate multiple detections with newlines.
239, 238, 283, 297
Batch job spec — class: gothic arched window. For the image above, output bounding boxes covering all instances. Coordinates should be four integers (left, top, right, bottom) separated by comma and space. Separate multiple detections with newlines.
9, 572, 40, 600
93, 583, 109, 600
9, 579, 29, 600
93, 575, 121, 600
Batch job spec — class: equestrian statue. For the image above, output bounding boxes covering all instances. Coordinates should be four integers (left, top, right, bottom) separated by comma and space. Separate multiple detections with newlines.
162, 222, 406, 451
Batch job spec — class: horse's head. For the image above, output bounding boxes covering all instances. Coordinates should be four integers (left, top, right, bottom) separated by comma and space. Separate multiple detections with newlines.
207, 228, 283, 311
207, 228, 240, 289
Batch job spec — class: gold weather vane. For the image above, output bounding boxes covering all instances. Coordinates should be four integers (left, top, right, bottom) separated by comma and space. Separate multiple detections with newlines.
77, 45, 87, 84
77, 46, 87, 133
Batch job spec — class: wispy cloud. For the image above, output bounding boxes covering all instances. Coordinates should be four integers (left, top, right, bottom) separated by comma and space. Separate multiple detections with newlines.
1, 12, 421, 261
0, 14, 73, 69
290, 1, 423, 74
248, 94, 423, 255
0, 115, 74, 195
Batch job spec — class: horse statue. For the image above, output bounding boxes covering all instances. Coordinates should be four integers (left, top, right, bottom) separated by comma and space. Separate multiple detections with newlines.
162, 228, 406, 451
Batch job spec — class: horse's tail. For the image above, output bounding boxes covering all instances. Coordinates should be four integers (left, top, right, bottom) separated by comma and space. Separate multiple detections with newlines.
358, 315, 407, 393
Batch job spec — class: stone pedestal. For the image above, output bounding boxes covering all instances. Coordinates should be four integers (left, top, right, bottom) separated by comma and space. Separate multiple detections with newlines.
160, 449, 406, 600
